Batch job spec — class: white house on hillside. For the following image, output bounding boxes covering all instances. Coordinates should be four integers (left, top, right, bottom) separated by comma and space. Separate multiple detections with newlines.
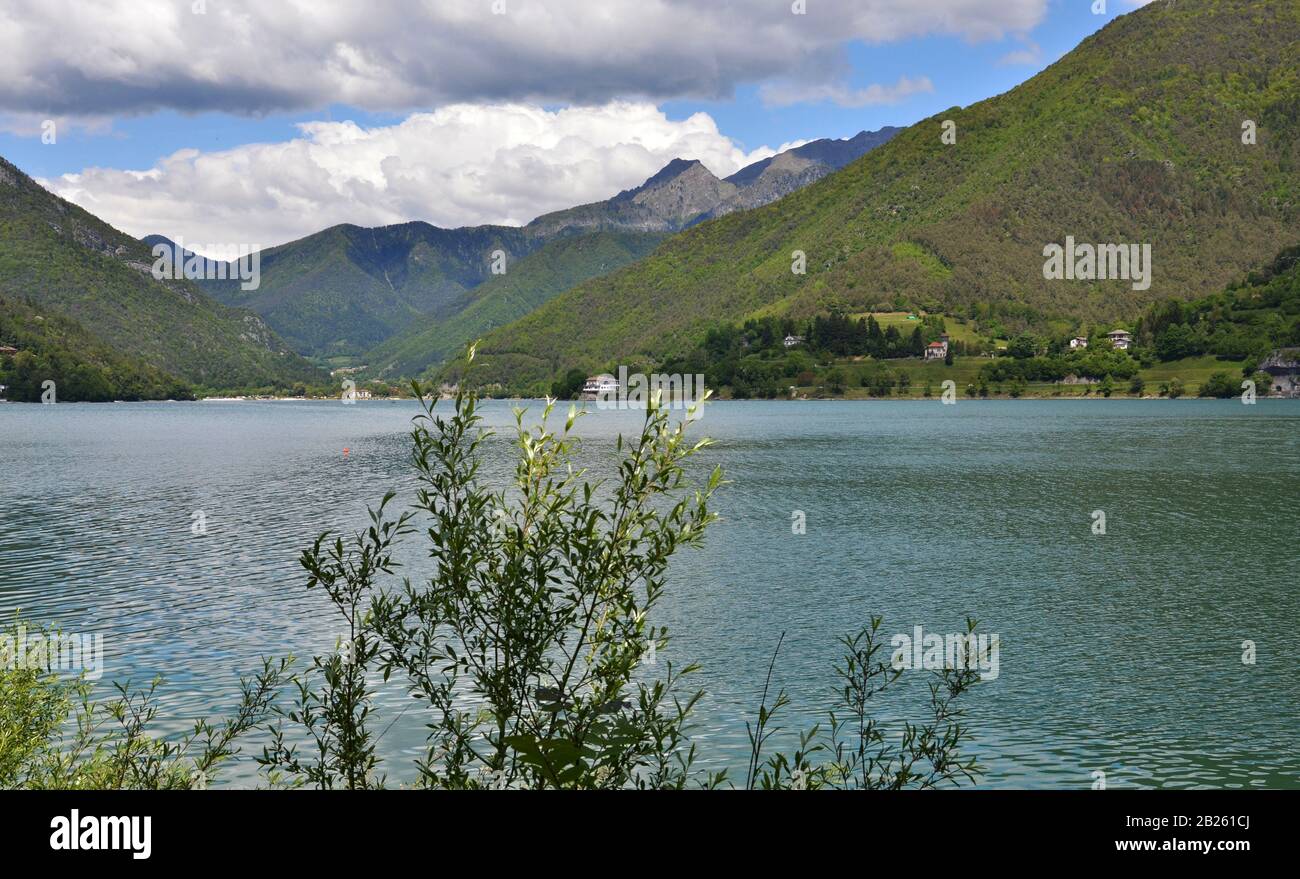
783, 335, 805, 348
924, 335, 949, 361
1070, 336, 1088, 349
1106, 329, 1132, 351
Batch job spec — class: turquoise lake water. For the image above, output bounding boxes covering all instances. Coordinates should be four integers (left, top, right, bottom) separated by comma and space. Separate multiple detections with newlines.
1, 398, 1297, 788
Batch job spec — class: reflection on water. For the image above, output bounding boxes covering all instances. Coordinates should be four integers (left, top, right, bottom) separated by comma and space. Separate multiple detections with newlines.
1, 398, 1297, 788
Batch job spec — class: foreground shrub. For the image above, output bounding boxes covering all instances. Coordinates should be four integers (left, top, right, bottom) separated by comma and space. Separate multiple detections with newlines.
262, 349, 984, 789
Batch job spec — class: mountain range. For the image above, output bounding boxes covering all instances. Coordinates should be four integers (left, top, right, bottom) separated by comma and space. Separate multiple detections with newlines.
0, 126, 896, 397
187, 128, 899, 364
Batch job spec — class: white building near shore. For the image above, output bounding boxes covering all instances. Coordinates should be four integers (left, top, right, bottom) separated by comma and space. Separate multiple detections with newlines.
581, 374, 619, 400
924, 335, 950, 360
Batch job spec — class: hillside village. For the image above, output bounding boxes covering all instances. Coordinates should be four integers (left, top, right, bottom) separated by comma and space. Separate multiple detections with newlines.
552, 307, 1300, 403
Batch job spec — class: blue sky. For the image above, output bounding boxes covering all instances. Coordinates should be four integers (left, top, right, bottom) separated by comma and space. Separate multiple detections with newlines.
665, 0, 1118, 150
0, 0, 1152, 249
1, 105, 405, 180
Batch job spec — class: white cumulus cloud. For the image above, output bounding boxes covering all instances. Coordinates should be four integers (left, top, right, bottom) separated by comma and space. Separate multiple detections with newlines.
997, 42, 1042, 67
760, 75, 935, 108
39, 102, 783, 252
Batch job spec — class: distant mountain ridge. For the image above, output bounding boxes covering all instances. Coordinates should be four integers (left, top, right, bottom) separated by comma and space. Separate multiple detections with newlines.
723, 127, 902, 186
528, 128, 903, 236
525, 158, 738, 237
187, 128, 899, 360
197, 221, 535, 358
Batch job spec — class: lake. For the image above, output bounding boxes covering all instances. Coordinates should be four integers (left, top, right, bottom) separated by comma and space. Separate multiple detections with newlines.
1, 397, 1297, 788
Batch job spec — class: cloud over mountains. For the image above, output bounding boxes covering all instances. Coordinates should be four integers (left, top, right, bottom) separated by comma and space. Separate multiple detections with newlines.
40, 102, 784, 250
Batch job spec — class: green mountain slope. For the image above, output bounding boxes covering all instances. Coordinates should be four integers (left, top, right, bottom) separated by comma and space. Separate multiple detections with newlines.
1136, 244, 1300, 361
460, 0, 1299, 392
0, 156, 323, 391
364, 229, 666, 379
202, 222, 534, 358
0, 294, 192, 401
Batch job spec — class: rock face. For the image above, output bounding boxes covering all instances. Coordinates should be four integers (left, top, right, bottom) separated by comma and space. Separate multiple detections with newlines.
615, 159, 739, 226
527, 158, 740, 236
1260, 348, 1300, 370
711, 151, 831, 216
531, 128, 900, 235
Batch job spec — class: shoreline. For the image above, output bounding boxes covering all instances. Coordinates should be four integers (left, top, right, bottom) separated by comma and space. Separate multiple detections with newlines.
3, 394, 1294, 405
